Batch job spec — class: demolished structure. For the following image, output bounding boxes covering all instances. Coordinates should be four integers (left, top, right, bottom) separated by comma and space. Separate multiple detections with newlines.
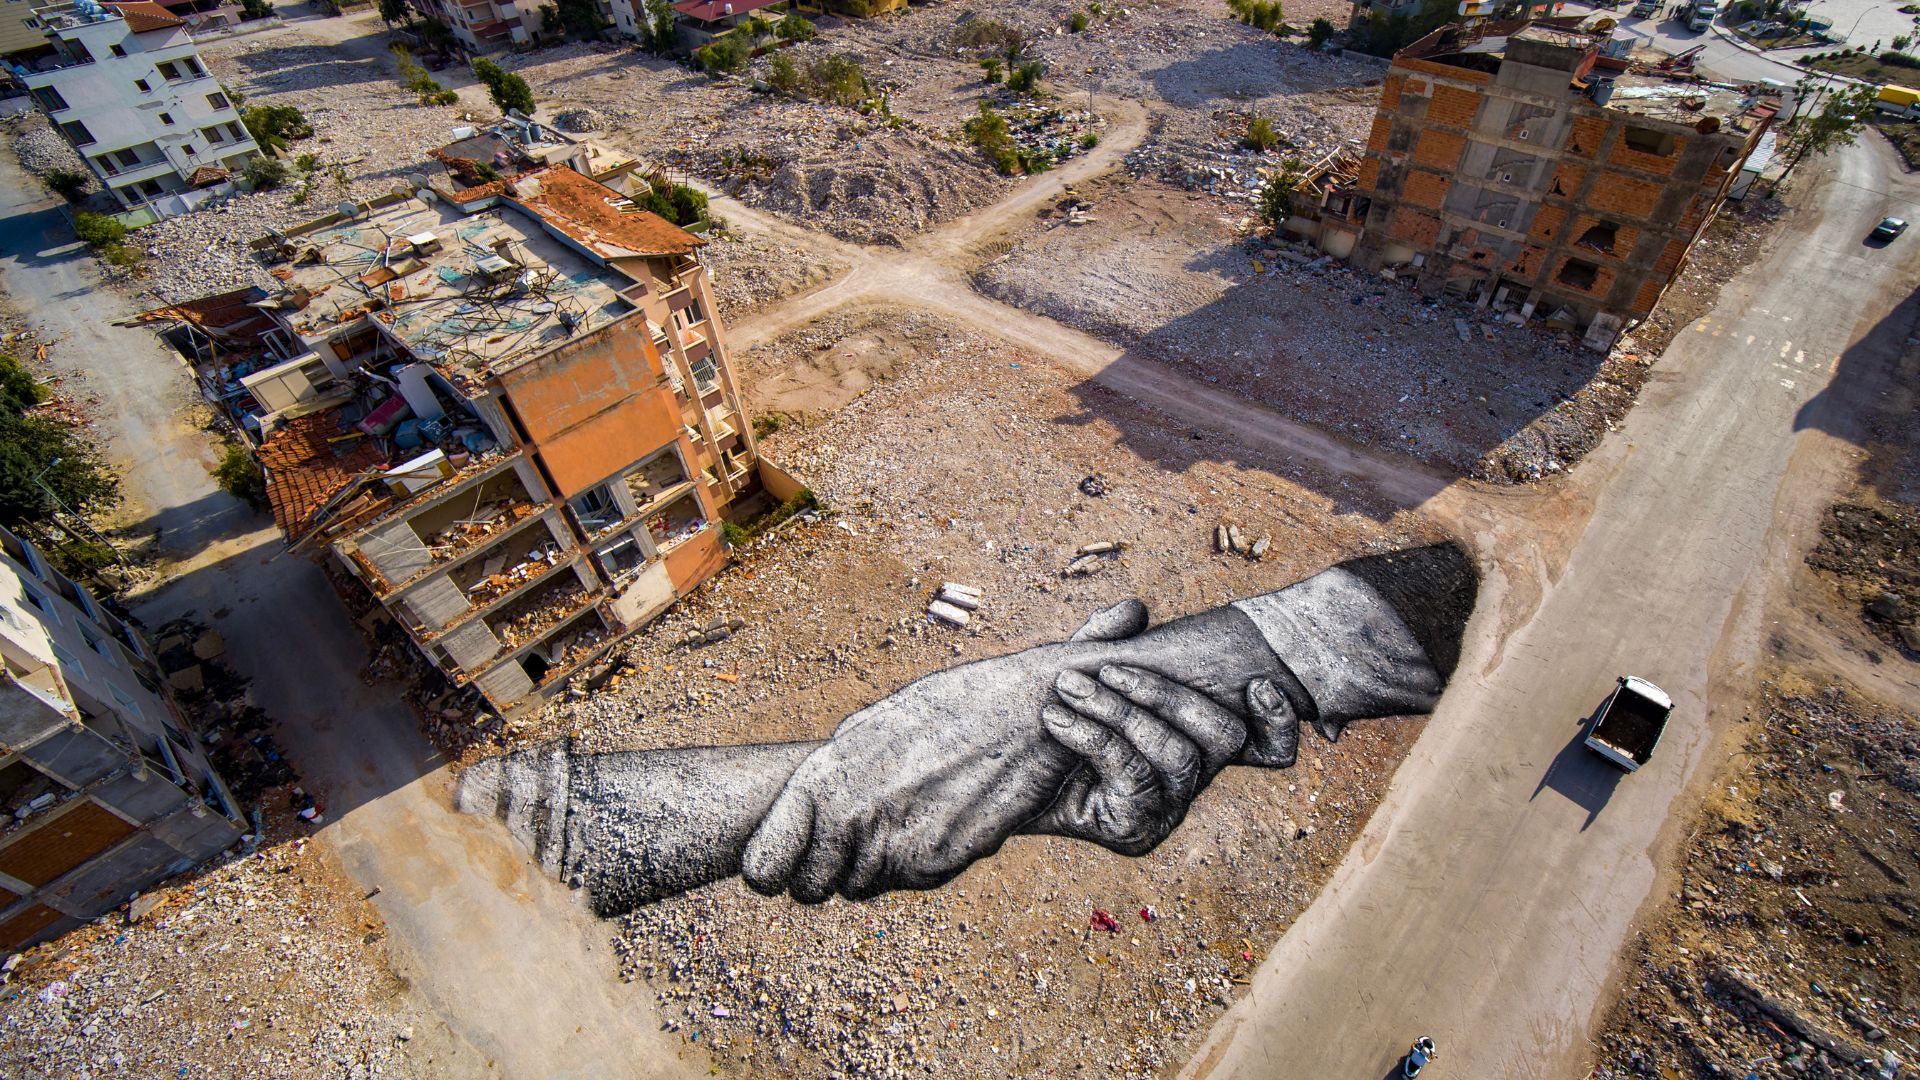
1327, 18, 1778, 349
0, 527, 244, 949
169, 162, 771, 719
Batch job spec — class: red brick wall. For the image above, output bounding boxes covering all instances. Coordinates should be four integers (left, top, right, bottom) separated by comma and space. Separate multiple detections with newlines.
1381, 74, 1404, 111
1585, 172, 1662, 218
1428, 85, 1483, 127
1530, 204, 1567, 243
1390, 208, 1442, 248
1395, 57, 1493, 84
1367, 116, 1393, 154
1357, 156, 1382, 190
1412, 129, 1467, 170
1566, 115, 1611, 158
1403, 169, 1451, 210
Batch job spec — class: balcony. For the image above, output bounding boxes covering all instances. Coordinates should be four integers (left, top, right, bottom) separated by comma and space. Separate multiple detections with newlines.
646, 487, 707, 553
340, 454, 541, 592
484, 570, 595, 651
450, 516, 570, 608
101, 158, 179, 187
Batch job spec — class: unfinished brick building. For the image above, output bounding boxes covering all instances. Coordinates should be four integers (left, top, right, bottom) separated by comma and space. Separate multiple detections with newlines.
195, 165, 779, 718
1343, 19, 1779, 349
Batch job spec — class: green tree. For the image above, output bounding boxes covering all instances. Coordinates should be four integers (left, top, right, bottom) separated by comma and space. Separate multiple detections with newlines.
242, 103, 311, 153
776, 11, 814, 40
693, 32, 751, 73
0, 358, 120, 532
1068, 9, 1089, 31
472, 58, 537, 113
72, 212, 127, 249
1259, 166, 1301, 231
378, 0, 408, 27
215, 442, 265, 506
245, 156, 289, 189
768, 52, 803, 95
1774, 84, 1878, 190
1007, 59, 1044, 94
239, 0, 273, 19
1243, 116, 1280, 152
644, 0, 676, 50
1307, 17, 1336, 48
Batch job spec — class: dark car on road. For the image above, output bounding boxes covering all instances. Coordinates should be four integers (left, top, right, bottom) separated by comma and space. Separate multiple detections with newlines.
1872, 217, 1908, 242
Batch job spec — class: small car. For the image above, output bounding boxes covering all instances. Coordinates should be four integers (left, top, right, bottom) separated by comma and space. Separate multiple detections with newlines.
1872, 217, 1908, 241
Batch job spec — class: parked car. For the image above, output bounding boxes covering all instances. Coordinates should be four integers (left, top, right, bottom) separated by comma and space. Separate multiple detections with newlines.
1872, 217, 1908, 241
1584, 676, 1672, 772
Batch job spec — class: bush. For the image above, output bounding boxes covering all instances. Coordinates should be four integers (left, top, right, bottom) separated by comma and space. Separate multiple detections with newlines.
751, 410, 786, 437
1007, 59, 1044, 94
951, 17, 1028, 58
0, 355, 49, 415
1259, 172, 1295, 230
471, 58, 536, 113
766, 53, 871, 107
1307, 17, 1335, 48
1068, 9, 1089, 31
965, 101, 1013, 161
1882, 49, 1920, 68
633, 175, 709, 226
981, 57, 1003, 82
239, 0, 273, 19
768, 52, 804, 95
43, 168, 87, 201
694, 32, 751, 74
72, 212, 126, 249
777, 11, 815, 39
1243, 116, 1281, 152
242, 103, 311, 153
295, 152, 319, 172
1229, 0, 1285, 32
215, 442, 265, 505
244, 156, 289, 190
1080, 131, 1099, 149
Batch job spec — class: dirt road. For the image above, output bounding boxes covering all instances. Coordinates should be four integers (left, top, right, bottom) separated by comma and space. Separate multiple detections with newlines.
1178, 139, 1920, 1080
0, 145, 700, 1080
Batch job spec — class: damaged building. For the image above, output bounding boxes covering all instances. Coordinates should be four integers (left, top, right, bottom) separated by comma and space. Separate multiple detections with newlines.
0, 527, 244, 949
169, 163, 774, 719
1341, 18, 1779, 349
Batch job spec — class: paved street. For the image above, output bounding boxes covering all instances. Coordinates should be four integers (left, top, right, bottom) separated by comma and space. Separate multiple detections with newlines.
1179, 137, 1920, 1079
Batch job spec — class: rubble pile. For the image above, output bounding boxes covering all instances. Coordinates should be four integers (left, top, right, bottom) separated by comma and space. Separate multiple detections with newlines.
701, 231, 850, 323
1591, 680, 1920, 1079
5, 111, 87, 179
1125, 96, 1375, 203
463, 541, 566, 605
0, 818, 424, 1080
550, 106, 608, 133
426, 500, 540, 560
493, 579, 591, 648
1807, 500, 1920, 655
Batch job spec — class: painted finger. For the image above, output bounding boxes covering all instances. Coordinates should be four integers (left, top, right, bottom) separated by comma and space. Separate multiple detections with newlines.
1057, 670, 1201, 800
1042, 704, 1157, 798
787, 816, 859, 905
1068, 598, 1150, 642
1095, 664, 1247, 774
1240, 678, 1300, 768
740, 787, 815, 896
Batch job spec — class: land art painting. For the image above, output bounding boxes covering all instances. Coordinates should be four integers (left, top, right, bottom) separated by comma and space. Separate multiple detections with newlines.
458, 543, 1478, 915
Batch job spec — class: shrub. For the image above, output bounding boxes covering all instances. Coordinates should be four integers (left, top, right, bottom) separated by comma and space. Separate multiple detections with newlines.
1259, 171, 1295, 230
1007, 59, 1044, 94
768, 52, 804, 95
1229, 0, 1285, 32
43, 168, 87, 201
1882, 49, 1920, 68
239, 0, 273, 19
694, 32, 751, 74
433, 89, 459, 105
242, 103, 311, 153
952, 17, 1028, 58
295, 152, 320, 172
1243, 116, 1281, 152
751, 411, 786, 437
633, 176, 709, 226
965, 101, 1013, 158
980, 57, 1003, 82
777, 11, 815, 39
215, 443, 265, 505
244, 156, 289, 190
1068, 9, 1089, 31
1307, 17, 1335, 48
766, 53, 871, 107
0, 355, 49, 415
72, 212, 126, 249
1080, 131, 1099, 149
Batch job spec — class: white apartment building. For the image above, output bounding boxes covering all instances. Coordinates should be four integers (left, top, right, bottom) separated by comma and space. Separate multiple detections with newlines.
18, 0, 259, 209
0, 526, 243, 950
410, 0, 533, 52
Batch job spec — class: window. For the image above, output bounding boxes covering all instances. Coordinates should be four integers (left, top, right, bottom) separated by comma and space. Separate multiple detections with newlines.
134, 77, 149, 92
80, 626, 112, 660
206, 90, 229, 110
1622, 125, 1677, 156
185, 57, 204, 77
50, 642, 84, 680
158, 112, 174, 126
58, 119, 95, 146
134, 179, 165, 199
570, 484, 624, 534
594, 532, 648, 575
32, 85, 69, 111
155, 60, 180, 80
108, 684, 142, 720
1557, 257, 1600, 289
20, 584, 52, 619
180, 142, 194, 157
689, 354, 719, 392
113, 148, 141, 168
109, 43, 125, 57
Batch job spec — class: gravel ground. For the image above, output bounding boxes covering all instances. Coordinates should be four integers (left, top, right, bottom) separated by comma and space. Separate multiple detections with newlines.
0, 812, 428, 1080
976, 172, 1789, 481
5, 111, 88, 183
469, 309, 1445, 1079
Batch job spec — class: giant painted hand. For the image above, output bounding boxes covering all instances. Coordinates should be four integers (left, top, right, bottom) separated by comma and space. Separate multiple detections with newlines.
456, 544, 1478, 915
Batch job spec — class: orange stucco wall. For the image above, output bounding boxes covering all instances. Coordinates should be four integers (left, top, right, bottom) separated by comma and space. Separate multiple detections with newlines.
664, 524, 727, 594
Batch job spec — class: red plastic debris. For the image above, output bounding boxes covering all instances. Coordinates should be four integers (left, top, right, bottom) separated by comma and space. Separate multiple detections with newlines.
1090, 909, 1120, 934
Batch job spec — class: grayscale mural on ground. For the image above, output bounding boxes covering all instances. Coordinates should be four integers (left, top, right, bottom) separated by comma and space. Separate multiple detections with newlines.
458, 544, 1478, 914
